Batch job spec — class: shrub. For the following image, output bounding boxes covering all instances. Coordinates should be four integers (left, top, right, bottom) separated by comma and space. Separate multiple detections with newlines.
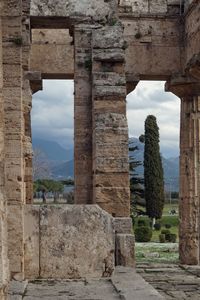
138, 219, 146, 227
161, 229, 170, 235
159, 234, 165, 243
166, 233, 177, 243
154, 222, 161, 231
170, 234, 177, 243
161, 216, 179, 227
135, 226, 152, 242
165, 223, 171, 229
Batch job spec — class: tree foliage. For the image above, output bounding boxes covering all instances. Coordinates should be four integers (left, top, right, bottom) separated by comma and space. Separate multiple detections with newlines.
34, 179, 64, 195
144, 115, 165, 219
129, 141, 144, 207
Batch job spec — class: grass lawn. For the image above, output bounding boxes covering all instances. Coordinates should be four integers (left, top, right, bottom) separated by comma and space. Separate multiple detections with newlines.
134, 204, 179, 263
162, 203, 179, 215
133, 203, 179, 243
136, 242, 179, 263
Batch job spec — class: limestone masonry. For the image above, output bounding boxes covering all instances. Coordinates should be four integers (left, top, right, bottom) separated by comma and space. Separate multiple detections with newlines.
0, 0, 200, 298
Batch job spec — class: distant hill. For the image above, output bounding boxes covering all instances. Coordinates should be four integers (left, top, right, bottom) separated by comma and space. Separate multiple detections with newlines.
33, 138, 73, 162
32, 137, 179, 191
51, 160, 74, 179
129, 137, 179, 191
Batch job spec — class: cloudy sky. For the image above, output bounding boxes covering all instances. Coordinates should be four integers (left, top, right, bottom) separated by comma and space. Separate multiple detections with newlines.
32, 80, 180, 158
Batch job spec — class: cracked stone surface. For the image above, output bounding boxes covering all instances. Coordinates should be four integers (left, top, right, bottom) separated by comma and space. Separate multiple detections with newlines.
8, 279, 120, 300
137, 263, 200, 299
8, 268, 164, 299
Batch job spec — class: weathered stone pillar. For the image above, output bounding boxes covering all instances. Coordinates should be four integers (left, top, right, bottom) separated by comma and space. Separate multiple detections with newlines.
166, 78, 200, 265
1, 0, 31, 278
74, 25, 93, 204
0, 12, 9, 298
92, 24, 130, 217
22, 3, 33, 204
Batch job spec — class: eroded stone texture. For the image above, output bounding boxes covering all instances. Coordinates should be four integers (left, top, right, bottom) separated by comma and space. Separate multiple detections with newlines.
24, 206, 39, 279
116, 234, 135, 267
179, 96, 200, 265
74, 25, 93, 204
1, 0, 200, 298
25, 205, 115, 279
30, 0, 117, 25
166, 78, 200, 265
0, 14, 9, 299
92, 24, 130, 217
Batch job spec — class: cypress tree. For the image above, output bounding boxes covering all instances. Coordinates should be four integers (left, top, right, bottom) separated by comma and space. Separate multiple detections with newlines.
129, 140, 144, 208
144, 115, 165, 221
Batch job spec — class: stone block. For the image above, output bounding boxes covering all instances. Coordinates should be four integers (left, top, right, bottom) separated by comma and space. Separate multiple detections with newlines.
95, 187, 130, 217
95, 173, 129, 188
93, 72, 126, 86
93, 100, 126, 114
95, 157, 129, 173
113, 218, 133, 234
93, 49, 125, 62
112, 267, 164, 299
39, 205, 115, 279
2, 0, 22, 16
24, 205, 40, 279
94, 113, 128, 129
149, 0, 167, 14
93, 25, 124, 49
7, 204, 24, 275
93, 86, 126, 100
31, 0, 114, 24
8, 280, 28, 296
115, 234, 135, 267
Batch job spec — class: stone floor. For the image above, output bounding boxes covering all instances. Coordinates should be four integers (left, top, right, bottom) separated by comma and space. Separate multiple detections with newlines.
137, 263, 200, 299
8, 267, 163, 300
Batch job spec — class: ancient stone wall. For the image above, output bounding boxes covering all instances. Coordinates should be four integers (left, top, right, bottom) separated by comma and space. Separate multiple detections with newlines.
1, 0, 32, 281
24, 205, 134, 279
0, 7, 9, 298
92, 24, 130, 216
185, 1, 200, 66
31, 29, 74, 79
30, 13, 183, 82
119, 0, 182, 14
0, 1, 200, 296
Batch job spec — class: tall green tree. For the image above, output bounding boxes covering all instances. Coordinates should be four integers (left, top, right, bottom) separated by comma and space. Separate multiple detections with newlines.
129, 140, 144, 208
144, 115, 164, 221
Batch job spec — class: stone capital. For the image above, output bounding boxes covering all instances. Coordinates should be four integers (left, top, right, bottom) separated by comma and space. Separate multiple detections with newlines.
125, 74, 139, 94
186, 53, 200, 80
165, 75, 200, 98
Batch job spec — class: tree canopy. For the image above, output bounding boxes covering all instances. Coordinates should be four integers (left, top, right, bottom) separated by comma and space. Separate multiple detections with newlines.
144, 115, 165, 219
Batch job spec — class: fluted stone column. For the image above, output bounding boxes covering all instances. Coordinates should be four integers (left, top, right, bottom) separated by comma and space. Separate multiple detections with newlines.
2, 0, 31, 279
92, 24, 130, 218
166, 78, 200, 265
74, 25, 93, 204
0, 13, 9, 298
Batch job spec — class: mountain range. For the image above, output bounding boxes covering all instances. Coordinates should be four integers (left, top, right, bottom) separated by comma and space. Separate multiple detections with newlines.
33, 137, 179, 191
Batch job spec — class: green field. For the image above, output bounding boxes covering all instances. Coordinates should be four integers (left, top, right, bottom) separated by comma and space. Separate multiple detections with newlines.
134, 203, 179, 263
133, 203, 179, 243
136, 242, 179, 263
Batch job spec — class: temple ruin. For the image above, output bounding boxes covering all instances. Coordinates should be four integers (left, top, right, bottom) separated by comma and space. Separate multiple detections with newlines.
0, 0, 200, 298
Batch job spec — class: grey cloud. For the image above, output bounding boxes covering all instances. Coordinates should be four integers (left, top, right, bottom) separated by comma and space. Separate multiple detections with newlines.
32, 80, 74, 149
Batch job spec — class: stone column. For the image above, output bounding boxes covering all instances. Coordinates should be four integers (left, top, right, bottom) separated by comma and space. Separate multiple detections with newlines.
22, 2, 33, 204
74, 25, 93, 204
1, 0, 29, 278
92, 24, 130, 217
0, 12, 9, 298
166, 78, 200, 265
